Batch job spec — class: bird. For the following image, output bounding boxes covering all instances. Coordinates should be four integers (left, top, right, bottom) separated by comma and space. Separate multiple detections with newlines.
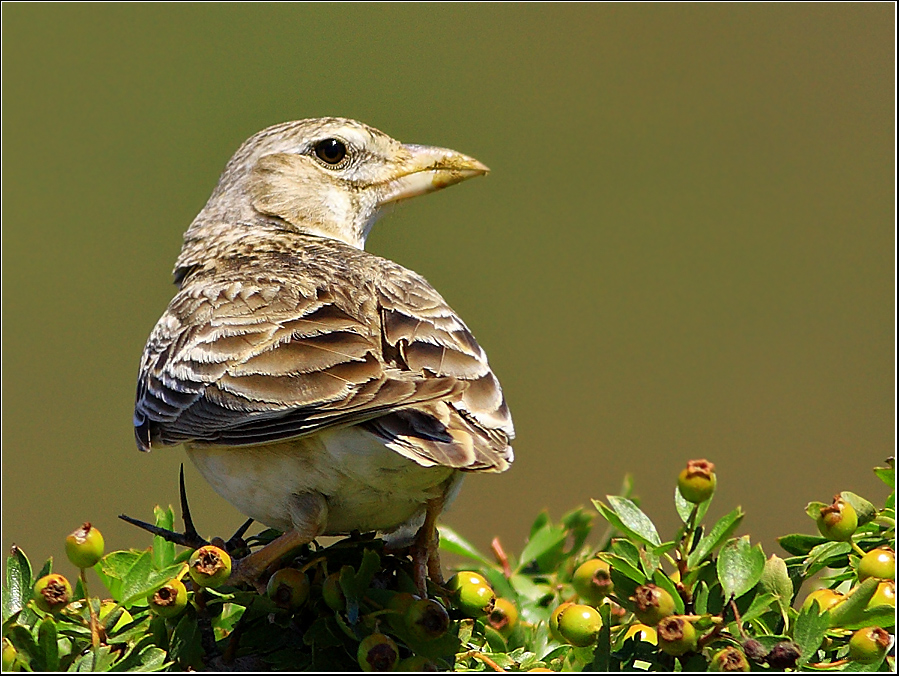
133, 117, 514, 590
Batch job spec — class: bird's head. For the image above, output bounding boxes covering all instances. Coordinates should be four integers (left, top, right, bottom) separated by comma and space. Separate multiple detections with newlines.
192, 117, 489, 250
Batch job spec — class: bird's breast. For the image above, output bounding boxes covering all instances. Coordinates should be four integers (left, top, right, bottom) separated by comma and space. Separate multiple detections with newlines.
185, 426, 458, 535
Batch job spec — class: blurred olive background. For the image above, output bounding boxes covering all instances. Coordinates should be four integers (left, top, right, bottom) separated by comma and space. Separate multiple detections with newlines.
2, 4, 894, 581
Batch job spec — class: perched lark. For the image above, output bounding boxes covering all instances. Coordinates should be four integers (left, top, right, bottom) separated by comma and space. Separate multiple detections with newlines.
134, 118, 514, 589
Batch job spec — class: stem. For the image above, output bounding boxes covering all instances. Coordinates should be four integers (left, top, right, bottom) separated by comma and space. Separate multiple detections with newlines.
462, 650, 506, 672
849, 540, 867, 557
80, 569, 101, 668
491, 537, 512, 578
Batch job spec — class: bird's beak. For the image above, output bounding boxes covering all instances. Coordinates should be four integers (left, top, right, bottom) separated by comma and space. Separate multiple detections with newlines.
378, 144, 490, 205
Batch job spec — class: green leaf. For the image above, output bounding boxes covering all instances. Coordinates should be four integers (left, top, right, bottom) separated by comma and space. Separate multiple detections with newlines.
693, 581, 710, 614
4, 545, 32, 620
37, 616, 60, 672
873, 465, 894, 486
517, 522, 567, 572
211, 602, 245, 642
96, 550, 144, 603
118, 552, 185, 607
437, 525, 491, 565
687, 507, 744, 568
151, 506, 176, 570
759, 554, 793, 622
802, 541, 852, 577
674, 487, 711, 526
739, 591, 776, 623
598, 554, 646, 585
652, 570, 684, 614
827, 577, 878, 628
717, 536, 766, 600
592, 603, 612, 672
593, 498, 660, 548
839, 491, 876, 527
793, 601, 831, 663
609, 539, 643, 571
806, 501, 828, 520
778, 533, 828, 556
529, 510, 551, 539
169, 610, 204, 670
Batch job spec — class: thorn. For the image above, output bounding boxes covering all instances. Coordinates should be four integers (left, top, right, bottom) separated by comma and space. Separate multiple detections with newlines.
119, 513, 208, 548
180, 464, 201, 542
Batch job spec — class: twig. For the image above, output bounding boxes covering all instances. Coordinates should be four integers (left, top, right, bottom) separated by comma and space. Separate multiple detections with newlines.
491, 538, 512, 578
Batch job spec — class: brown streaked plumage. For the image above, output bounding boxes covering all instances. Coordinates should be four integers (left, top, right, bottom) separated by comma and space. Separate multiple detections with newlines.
134, 118, 513, 589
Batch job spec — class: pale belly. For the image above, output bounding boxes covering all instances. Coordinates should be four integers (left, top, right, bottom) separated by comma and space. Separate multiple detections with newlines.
185, 426, 459, 535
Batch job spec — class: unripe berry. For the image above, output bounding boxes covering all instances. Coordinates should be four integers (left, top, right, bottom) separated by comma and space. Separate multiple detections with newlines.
387, 591, 418, 631
2, 638, 18, 672
802, 588, 845, 613
858, 547, 895, 582
677, 460, 717, 504
322, 572, 346, 611
99, 600, 134, 631
710, 646, 750, 672
65, 522, 105, 569
866, 581, 895, 609
572, 559, 614, 605
266, 568, 310, 611
33, 574, 72, 614
816, 496, 858, 542
406, 598, 450, 641
148, 579, 188, 618
549, 602, 573, 642
656, 616, 697, 656
556, 604, 602, 647
447, 572, 494, 617
357, 633, 399, 672
623, 623, 657, 644
631, 583, 676, 626
487, 598, 519, 637
848, 626, 890, 664
188, 545, 231, 588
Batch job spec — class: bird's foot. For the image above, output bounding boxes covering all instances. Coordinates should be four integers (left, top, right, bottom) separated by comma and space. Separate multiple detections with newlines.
410, 497, 445, 597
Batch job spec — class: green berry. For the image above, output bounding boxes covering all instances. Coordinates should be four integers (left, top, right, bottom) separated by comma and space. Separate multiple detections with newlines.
677, 460, 717, 504
710, 646, 750, 672
322, 572, 346, 611
802, 588, 845, 612
266, 568, 310, 611
148, 579, 188, 618
848, 626, 890, 664
2, 638, 18, 672
866, 581, 895, 609
65, 522, 105, 569
816, 496, 858, 542
406, 598, 450, 641
357, 633, 399, 672
549, 602, 574, 642
397, 655, 437, 671
656, 616, 697, 656
572, 558, 614, 605
623, 623, 657, 644
447, 572, 494, 617
99, 600, 134, 631
858, 547, 895, 582
33, 574, 72, 614
487, 597, 519, 637
631, 583, 676, 625
387, 591, 419, 631
556, 604, 602, 647
188, 545, 231, 588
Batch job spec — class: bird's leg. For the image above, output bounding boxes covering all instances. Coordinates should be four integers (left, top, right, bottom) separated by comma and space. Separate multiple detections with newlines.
118, 464, 208, 549
411, 496, 445, 597
228, 493, 328, 588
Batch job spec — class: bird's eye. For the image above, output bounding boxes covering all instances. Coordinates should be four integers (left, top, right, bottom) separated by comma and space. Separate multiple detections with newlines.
313, 138, 348, 166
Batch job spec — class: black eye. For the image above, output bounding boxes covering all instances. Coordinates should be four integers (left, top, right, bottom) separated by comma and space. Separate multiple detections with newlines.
314, 138, 347, 165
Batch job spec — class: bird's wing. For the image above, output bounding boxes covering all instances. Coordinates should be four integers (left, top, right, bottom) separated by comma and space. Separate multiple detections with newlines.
135, 237, 513, 471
